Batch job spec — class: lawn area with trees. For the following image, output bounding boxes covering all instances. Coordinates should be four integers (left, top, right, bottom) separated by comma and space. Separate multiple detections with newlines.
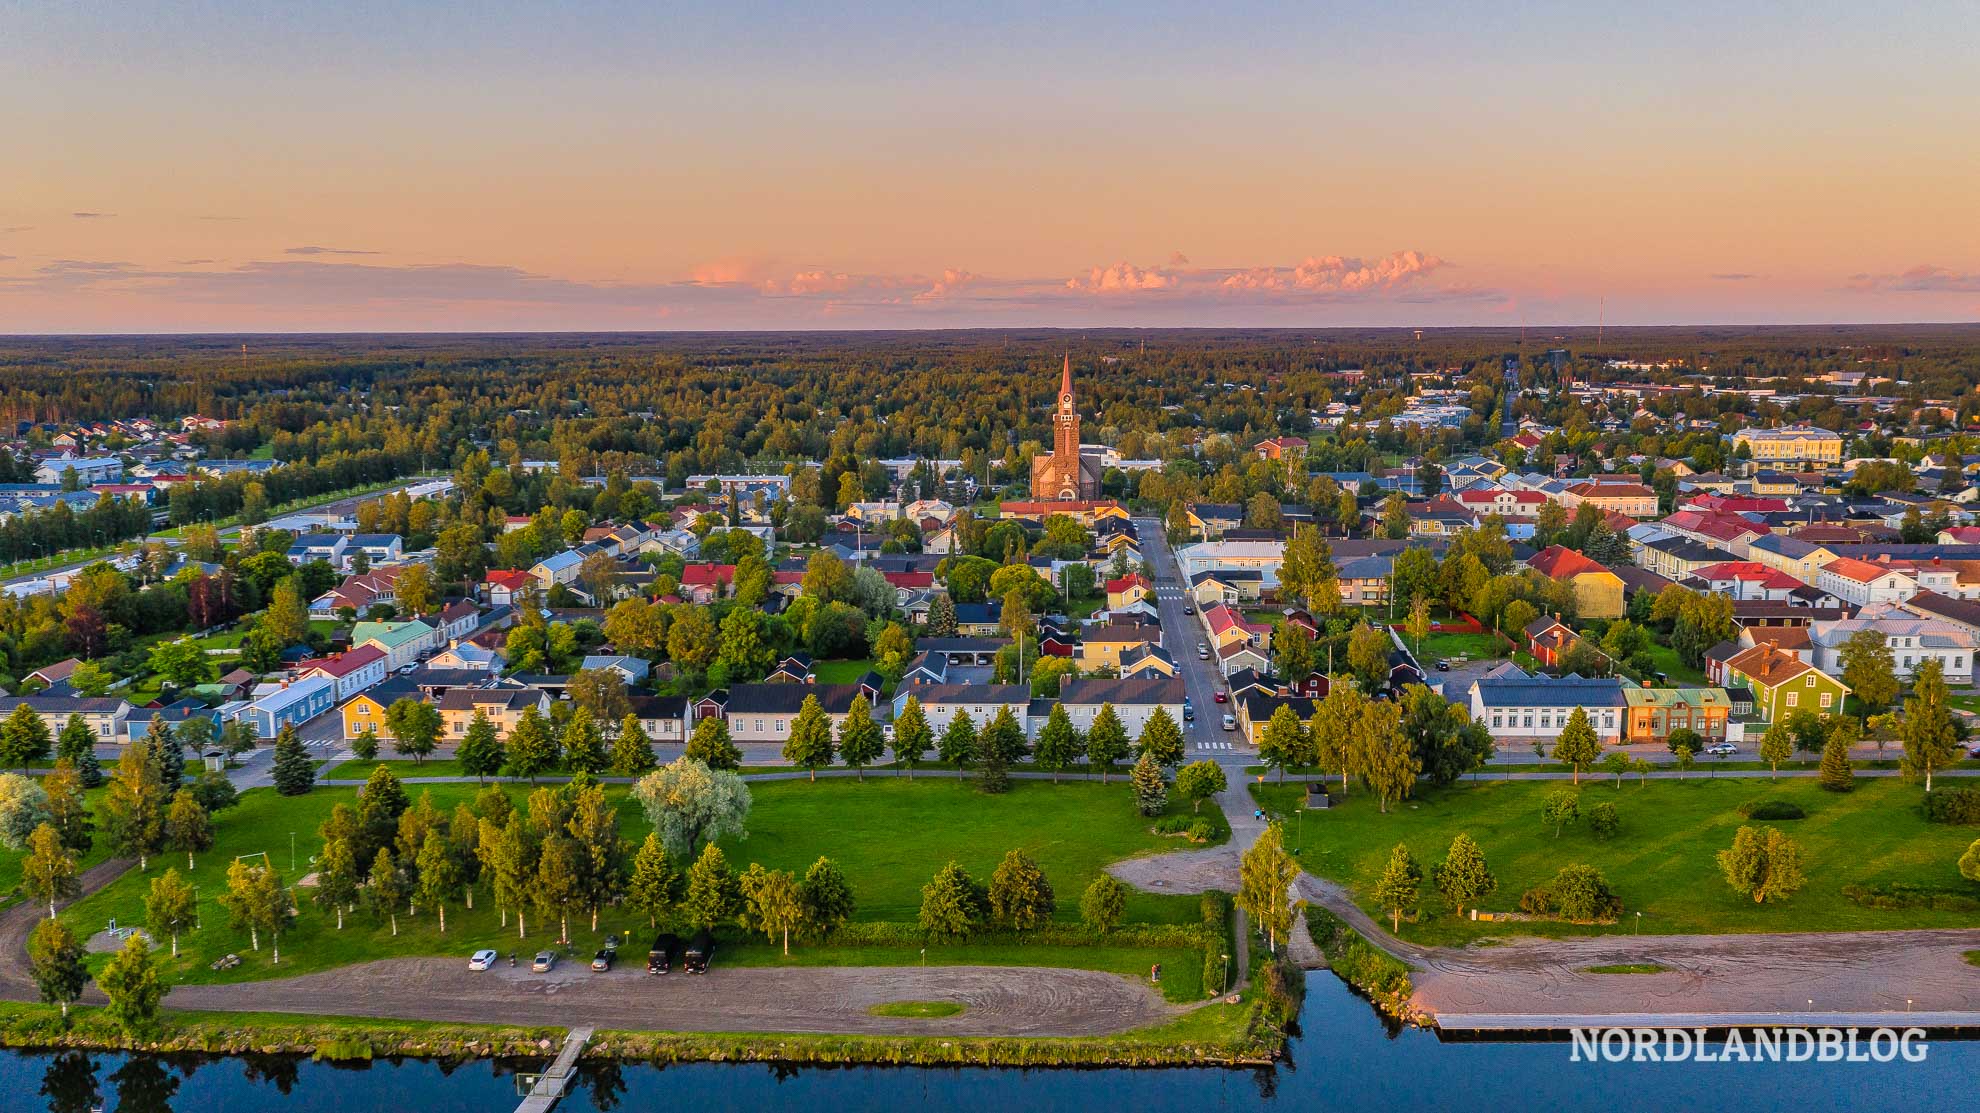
1254, 776, 1977, 945
55, 774, 1218, 996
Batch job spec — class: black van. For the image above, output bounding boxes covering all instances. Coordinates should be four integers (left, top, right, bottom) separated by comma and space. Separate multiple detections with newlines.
683, 930, 713, 974
646, 933, 679, 975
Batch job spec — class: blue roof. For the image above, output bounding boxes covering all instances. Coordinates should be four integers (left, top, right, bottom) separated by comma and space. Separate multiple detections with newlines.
1473, 676, 1629, 708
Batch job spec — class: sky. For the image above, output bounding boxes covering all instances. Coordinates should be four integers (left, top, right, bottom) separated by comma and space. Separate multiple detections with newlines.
3, 0, 1978, 332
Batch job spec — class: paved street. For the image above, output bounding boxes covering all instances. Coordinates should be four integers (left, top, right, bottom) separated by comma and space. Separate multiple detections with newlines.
1133, 517, 1246, 760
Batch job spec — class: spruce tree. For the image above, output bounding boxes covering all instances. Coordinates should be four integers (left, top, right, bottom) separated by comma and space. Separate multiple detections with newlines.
682, 842, 740, 930
56, 715, 101, 788
611, 713, 659, 777
1085, 704, 1130, 782
987, 848, 1054, 931
1434, 832, 1496, 918
1817, 736, 1856, 792
797, 856, 855, 938
626, 831, 678, 928
1130, 752, 1168, 816
1374, 842, 1423, 933
977, 706, 1026, 794
271, 724, 315, 796
683, 715, 741, 770
890, 697, 933, 778
561, 707, 608, 775
143, 716, 184, 790
503, 706, 560, 782
1135, 707, 1185, 769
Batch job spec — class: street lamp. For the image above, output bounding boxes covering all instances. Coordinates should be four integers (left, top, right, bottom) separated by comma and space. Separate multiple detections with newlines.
1219, 953, 1230, 995
290, 831, 296, 873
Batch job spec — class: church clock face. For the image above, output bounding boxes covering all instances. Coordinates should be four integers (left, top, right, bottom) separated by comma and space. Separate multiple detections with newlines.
1061, 393, 1073, 409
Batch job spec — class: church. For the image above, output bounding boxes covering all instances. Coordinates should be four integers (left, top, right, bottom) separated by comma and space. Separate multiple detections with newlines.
1029, 356, 1104, 501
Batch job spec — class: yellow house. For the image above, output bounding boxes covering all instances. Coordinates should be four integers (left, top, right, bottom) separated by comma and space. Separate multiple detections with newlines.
1079, 623, 1159, 669
438, 688, 550, 740
1732, 426, 1844, 465
340, 690, 396, 741
1104, 573, 1154, 611
1529, 546, 1625, 619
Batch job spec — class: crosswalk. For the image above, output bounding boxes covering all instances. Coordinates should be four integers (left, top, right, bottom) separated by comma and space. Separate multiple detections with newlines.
1193, 740, 1237, 752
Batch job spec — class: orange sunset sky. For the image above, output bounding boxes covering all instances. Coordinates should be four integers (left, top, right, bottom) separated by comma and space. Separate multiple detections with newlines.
4, 1, 1978, 332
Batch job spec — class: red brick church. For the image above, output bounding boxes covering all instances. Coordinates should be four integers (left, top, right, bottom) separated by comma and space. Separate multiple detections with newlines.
1030, 356, 1104, 501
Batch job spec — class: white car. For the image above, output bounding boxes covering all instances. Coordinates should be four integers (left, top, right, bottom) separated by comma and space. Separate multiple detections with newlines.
1220, 713, 1237, 731
1704, 743, 1737, 757
468, 949, 499, 971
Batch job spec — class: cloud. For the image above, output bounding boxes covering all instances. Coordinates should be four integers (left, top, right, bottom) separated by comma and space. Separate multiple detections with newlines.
0, 226, 30, 235
1711, 272, 1758, 281
1168, 251, 1191, 266
285, 245, 380, 256
70, 212, 114, 219
915, 268, 981, 301
1216, 250, 1445, 294
171, 259, 218, 265
1065, 261, 1178, 293
0, 255, 12, 263
1845, 264, 1980, 294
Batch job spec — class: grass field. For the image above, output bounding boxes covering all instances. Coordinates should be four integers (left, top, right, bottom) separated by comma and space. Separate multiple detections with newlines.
812, 659, 877, 684
321, 758, 472, 779
1253, 776, 1979, 945
59, 776, 1217, 987
1409, 630, 1506, 663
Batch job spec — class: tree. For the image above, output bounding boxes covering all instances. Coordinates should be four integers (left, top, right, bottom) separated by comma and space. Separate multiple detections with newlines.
1084, 704, 1130, 782
1136, 707, 1185, 770
937, 711, 978, 768
97, 932, 166, 1034
890, 697, 933, 778
610, 713, 659, 778
43, 761, 91, 857
1080, 873, 1128, 934
561, 707, 608, 775
1839, 628, 1899, 715
456, 713, 505, 784
22, 824, 79, 919
1541, 707, 1600, 785
1238, 821, 1299, 953
1374, 842, 1423, 933
738, 864, 807, 955
1174, 760, 1227, 813
632, 757, 751, 858
349, 727, 380, 763
682, 714, 740, 771
1542, 789, 1581, 837
1587, 800, 1620, 839
1960, 839, 1980, 886
977, 706, 1026, 794
1548, 864, 1623, 923
1399, 684, 1494, 786
143, 868, 197, 956
143, 716, 185, 791
147, 639, 214, 688
1748, 720, 1794, 778
1900, 659, 1962, 792
783, 694, 836, 781
1030, 703, 1084, 783
263, 577, 311, 647
365, 847, 407, 935
102, 742, 165, 871
836, 694, 884, 781
1346, 624, 1391, 690
416, 828, 465, 933
626, 831, 679, 928
314, 836, 361, 930
0, 703, 53, 772
1256, 704, 1308, 783
394, 562, 437, 617
1404, 595, 1432, 658
1717, 825, 1806, 904
0, 773, 51, 851
384, 699, 442, 765
163, 789, 212, 870
1434, 832, 1496, 918
56, 715, 102, 788
1666, 726, 1703, 776
988, 849, 1055, 931
534, 834, 586, 942
1130, 752, 1168, 817
917, 861, 985, 941
27, 919, 87, 1021
220, 858, 290, 959
1357, 710, 1420, 813
270, 723, 315, 796
682, 842, 740, 931
503, 706, 560, 782
1818, 735, 1856, 792
796, 856, 855, 938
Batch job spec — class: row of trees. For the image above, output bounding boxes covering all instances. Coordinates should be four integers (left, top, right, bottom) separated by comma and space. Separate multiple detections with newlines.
1255, 683, 1493, 808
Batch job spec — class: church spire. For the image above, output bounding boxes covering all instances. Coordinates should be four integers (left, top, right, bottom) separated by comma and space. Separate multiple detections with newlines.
1061, 354, 1072, 397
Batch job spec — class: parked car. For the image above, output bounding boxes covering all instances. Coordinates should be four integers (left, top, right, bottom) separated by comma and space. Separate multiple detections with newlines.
531, 951, 556, 973
1220, 713, 1236, 731
1705, 743, 1737, 757
1435, 659, 1451, 671
1183, 705, 1195, 721
591, 948, 615, 972
1183, 605, 1195, 615
684, 930, 713, 974
1196, 642, 1210, 660
1213, 689, 1227, 703
468, 949, 498, 972
647, 933, 680, 975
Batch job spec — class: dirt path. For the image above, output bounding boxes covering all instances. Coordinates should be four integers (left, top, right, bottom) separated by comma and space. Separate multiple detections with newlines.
164, 958, 1177, 1037
0, 856, 134, 1000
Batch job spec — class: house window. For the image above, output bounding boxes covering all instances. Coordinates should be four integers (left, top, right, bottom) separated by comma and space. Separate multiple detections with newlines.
1786, 692, 1798, 708
1820, 692, 1833, 709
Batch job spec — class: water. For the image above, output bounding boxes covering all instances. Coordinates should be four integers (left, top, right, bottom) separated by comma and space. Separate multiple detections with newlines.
6, 975, 1974, 1112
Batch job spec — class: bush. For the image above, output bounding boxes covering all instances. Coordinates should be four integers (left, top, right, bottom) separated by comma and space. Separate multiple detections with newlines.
1151, 815, 1192, 835
1520, 866, 1622, 923
1199, 890, 1233, 999
1737, 799, 1808, 820
1922, 787, 1980, 825
1518, 887, 1553, 915
1842, 883, 1980, 912
1588, 801, 1620, 839
1187, 818, 1216, 843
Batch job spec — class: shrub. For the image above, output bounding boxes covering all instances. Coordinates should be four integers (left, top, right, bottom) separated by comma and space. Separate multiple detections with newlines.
1587, 801, 1620, 839
1737, 799, 1808, 820
1922, 787, 1980, 825
1518, 886, 1553, 915
1521, 866, 1622, 922
1187, 818, 1216, 843
1151, 816, 1193, 835
1842, 883, 1980, 912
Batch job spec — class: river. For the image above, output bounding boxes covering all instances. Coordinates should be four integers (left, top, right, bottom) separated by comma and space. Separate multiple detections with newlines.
6, 974, 1974, 1112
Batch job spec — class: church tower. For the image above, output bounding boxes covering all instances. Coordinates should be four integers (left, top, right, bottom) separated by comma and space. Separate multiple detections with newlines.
1053, 354, 1080, 462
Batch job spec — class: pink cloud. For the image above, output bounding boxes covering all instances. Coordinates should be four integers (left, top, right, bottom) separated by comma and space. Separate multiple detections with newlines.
1065, 261, 1178, 294
915, 268, 981, 301
1218, 250, 1444, 294
1845, 264, 1980, 294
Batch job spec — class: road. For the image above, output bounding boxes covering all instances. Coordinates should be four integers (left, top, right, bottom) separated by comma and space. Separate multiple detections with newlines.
1133, 517, 1244, 760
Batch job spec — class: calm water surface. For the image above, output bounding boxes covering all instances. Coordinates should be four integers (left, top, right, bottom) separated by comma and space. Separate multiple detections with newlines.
5, 975, 1973, 1112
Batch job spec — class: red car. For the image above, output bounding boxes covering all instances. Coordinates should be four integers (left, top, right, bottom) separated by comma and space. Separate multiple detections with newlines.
1213, 689, 1227, 703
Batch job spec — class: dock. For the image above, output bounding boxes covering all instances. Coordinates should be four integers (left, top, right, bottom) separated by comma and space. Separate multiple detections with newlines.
514, 1026, 593, 1113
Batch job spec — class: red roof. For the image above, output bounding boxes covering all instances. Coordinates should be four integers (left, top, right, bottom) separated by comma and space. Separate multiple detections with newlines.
679, 563, 737, 587
1455, 488, 1546, 506
1685, 493, 1791, 514
998, 500, 1120, 515
1821, 556, 1902, 584
484, 569, 534, 591
1528, 545, 1611, 580
1105, 573, 1151, 593
298, 644, 385, 679
883, 570, 934, 589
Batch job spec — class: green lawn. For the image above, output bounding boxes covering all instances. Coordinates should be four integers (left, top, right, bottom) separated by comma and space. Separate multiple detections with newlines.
61, 777, 1217, 987
812, 659, 877, 684
1636, 641, 1706, 686
1253, 776, 1978, 945
321, 758, 472, 779
1409, 630, 1505, 663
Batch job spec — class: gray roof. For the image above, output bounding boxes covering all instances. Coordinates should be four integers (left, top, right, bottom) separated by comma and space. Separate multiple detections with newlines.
1058, 676, 1186, 706
1471, 676, 1629, 708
